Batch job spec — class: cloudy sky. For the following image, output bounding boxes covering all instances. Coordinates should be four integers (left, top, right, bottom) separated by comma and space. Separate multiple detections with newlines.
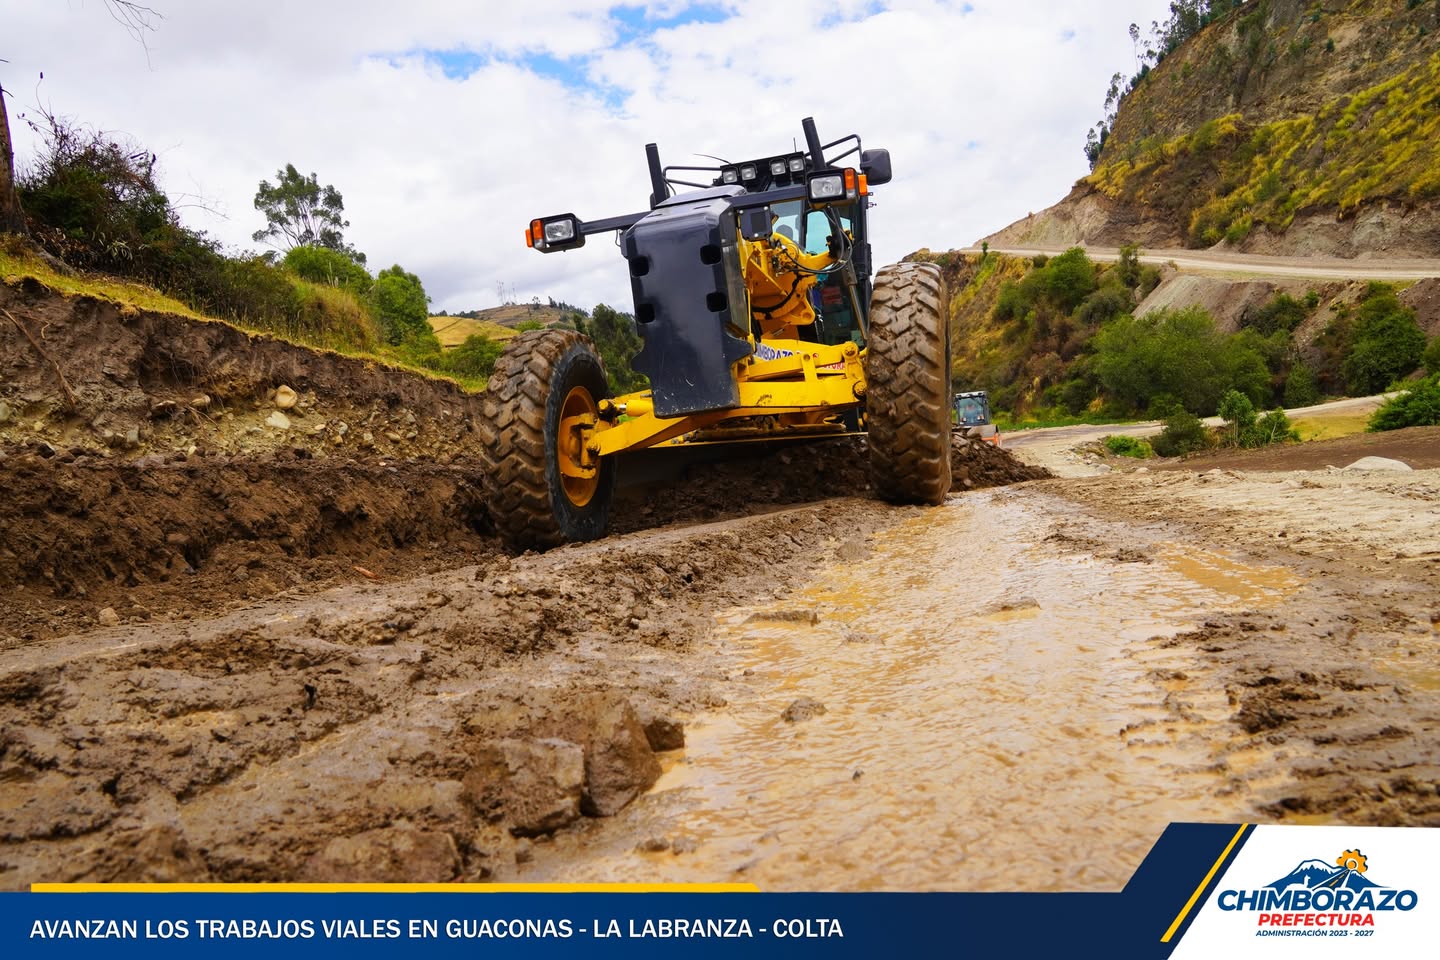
3, 0, 1173, 313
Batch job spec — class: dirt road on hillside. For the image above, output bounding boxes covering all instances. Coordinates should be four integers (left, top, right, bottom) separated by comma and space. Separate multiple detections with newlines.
973, 246, 1440, 281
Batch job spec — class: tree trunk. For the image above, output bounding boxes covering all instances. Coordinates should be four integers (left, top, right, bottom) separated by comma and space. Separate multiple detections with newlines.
0, 83, 29, 237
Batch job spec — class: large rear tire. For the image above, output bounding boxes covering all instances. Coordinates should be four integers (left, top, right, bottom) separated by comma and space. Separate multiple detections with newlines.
864, 262, 953, 505
479, 329, 616, 551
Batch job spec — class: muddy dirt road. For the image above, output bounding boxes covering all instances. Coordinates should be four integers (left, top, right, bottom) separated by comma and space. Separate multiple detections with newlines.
2, 283, 1437, 891
4, 431, 1437, 890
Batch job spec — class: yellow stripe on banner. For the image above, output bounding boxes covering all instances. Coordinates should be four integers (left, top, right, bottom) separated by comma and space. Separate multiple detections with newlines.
33, 883, 761, 894
1160, 824, 1250, 943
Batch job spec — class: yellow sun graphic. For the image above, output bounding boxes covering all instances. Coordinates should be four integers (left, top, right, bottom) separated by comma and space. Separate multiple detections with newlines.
1336, 849, 1368, 873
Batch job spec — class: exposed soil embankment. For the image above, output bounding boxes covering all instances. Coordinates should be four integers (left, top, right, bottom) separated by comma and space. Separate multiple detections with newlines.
0, 453, 495, 642
1, 280, 1049, 642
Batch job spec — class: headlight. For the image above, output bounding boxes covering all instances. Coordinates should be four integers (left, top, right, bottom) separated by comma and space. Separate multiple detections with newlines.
769, 159, 786, 176
526, 214, 585, 253
721, 167, 739, 184
543, 219, 575, 243
788, 156, 805, 173
808, 173, 845, 201
739, 164, 757, 181
806, 168, 857, 205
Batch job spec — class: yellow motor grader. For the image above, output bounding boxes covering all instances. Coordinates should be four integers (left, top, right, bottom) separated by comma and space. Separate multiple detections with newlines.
481, 117, 951, 551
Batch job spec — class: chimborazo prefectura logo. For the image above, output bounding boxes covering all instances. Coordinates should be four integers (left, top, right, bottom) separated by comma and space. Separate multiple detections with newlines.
1218, 849, 1419, 934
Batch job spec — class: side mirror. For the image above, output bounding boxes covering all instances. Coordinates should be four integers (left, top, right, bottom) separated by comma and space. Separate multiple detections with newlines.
860, 148, 892, 186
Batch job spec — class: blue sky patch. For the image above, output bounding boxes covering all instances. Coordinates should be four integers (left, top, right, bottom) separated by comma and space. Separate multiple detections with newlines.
609, 2, 733, 44
397, 48, 627, 109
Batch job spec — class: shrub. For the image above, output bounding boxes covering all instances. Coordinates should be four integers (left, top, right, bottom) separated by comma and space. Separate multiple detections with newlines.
1424, 335, 1440, 376
1115, 243, 1142, 288
1343, 284, 1425, 394
993, 281, 1028, 322
1217, 389, 1257, 445
289, 280, 382, 353
1094, 306, 1270, 415
438, 333, 504, 380
1219, 389, 1299, 447
1245, 293, 1308, 335
1137, 265, 1163, 298
1076, 287, 1134, 326
283, 245, 371, 294
1283, 362, 1321, 408
1251, 408, 1300, 446
1038, 247, 1098, 313
371, 265, 431, 345
1152, 407, 1209, 456
1103, 434, 1153, 458
1367, 374, 1440, 430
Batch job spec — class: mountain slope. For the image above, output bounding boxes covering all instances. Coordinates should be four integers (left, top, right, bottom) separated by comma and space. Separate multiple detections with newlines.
987, 0, 1440, 258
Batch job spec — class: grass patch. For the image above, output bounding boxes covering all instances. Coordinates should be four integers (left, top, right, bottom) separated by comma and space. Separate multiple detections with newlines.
1103, 435, 1154, 458
996, 412, 1147, 431
1, 243, 205, 320
1289, 411, 1373, 441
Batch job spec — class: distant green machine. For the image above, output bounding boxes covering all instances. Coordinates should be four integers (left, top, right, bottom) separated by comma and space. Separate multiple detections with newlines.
953, 391, 1000, 446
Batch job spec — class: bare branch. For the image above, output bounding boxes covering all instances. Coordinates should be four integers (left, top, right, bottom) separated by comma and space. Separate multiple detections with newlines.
103, 1, 164, 48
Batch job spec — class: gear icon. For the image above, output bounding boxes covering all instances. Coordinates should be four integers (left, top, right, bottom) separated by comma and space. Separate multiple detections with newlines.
1336, 849, 1368, 873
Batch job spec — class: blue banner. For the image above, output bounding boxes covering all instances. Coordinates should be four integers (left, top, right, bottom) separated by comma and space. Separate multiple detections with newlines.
5, 825, 1436, 959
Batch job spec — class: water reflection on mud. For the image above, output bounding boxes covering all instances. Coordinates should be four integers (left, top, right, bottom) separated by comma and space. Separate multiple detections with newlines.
524, 490, 1302, 890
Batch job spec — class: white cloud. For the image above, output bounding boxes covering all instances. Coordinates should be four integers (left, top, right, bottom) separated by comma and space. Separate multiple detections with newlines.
2, 0, 1174, 312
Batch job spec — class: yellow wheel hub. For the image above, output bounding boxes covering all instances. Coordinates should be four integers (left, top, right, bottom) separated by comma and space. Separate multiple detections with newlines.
557, 385, 600, 507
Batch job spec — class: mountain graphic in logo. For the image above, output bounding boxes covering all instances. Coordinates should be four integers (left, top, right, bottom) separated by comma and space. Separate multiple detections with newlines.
1267, 850, 1381, 892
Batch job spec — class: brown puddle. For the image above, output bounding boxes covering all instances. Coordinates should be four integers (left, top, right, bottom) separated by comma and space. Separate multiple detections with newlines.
521, 490, 1302, 891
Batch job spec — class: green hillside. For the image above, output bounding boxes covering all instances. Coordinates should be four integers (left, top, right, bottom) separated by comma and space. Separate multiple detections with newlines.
1086, 0, 1440, 249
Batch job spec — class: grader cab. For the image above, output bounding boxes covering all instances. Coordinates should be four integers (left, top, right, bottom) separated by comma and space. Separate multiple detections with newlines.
481, 117, 952, 551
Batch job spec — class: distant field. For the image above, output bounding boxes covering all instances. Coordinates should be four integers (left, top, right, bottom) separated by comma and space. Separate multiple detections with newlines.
475, 304, 569, 327
428, 305, 570, 349
427, 316, 519, 348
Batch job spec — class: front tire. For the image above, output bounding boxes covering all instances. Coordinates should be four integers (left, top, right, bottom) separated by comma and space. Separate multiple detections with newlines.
479, 329, 616, 551
864, 262, 953, 504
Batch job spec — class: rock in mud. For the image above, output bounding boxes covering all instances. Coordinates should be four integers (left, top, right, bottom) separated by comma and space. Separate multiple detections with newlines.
97, 607, 121, 627
1344, 456, 1413, 472
579, 697, 662, 817
302, 822, 459, 882
782, 697, 827, 723
273, 385, 298, 410
634, 702, 686, 752
265, 411, 291, 430
463, 738, 585, 837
